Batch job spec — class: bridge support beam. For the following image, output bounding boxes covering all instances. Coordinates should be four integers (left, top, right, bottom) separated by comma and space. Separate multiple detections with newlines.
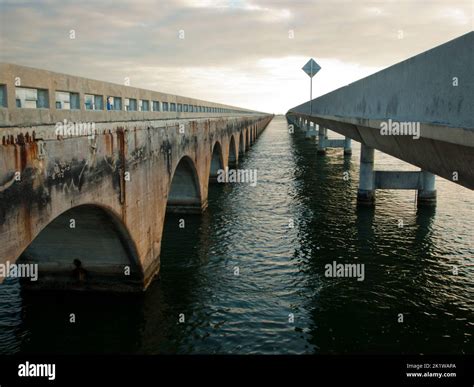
357, 144, 437, 206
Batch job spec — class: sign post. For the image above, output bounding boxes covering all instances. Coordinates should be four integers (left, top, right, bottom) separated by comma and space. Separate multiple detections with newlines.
302, 58, 321, 116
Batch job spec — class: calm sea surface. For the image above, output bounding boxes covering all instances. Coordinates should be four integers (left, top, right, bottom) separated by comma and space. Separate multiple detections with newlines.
0, 115, 472, 354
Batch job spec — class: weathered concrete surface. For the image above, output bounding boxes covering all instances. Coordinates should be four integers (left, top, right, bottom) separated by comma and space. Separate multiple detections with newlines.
0, 116, 272, 291
287, 32, 474, 189
0, 64, 273, 292
0, 63, 263, 127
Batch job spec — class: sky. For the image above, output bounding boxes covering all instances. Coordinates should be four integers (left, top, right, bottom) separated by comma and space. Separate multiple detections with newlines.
0, 0, 472, 113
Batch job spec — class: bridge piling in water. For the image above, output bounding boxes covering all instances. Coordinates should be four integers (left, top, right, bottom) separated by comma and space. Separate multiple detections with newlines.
417, 171, 437, 206
305, 121, 317, 139
317, 127, 327, 154
357, 144, 375, 204
343, 137, 352, 155
357, 144, 437, 206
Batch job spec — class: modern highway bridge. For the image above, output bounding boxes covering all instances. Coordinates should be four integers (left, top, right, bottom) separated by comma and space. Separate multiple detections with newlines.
287, 32, 473, 205
0, 63, 272, 291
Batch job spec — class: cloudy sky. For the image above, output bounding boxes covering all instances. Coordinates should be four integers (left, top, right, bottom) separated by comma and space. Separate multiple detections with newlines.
0, 0, 472, 113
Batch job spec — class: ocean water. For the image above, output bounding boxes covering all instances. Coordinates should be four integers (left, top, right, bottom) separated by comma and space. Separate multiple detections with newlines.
0, 115, 472, 354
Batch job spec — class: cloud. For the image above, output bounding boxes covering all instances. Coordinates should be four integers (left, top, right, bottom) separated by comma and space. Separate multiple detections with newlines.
0, 0, 471, 113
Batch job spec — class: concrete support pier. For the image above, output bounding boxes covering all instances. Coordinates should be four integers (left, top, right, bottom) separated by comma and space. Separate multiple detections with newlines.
357, 144, 375, 204
317, 127, 327, 154
357, 144, 437, 206
418, 171, 437, 206
305, 121, 318, 138
344, 137, 352, 155
317, 127, 352, 155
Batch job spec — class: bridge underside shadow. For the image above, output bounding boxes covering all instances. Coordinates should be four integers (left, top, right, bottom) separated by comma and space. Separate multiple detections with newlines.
19, 205, 142, 292
228, 136, 237, 168
209, 142, 224, 184
167, 156, 204, 214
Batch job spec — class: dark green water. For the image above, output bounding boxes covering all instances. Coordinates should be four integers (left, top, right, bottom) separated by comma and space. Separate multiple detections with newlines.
0, 115, 472, 354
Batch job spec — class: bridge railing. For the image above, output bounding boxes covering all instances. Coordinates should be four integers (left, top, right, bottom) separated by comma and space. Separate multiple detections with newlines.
0, 63, 267, 128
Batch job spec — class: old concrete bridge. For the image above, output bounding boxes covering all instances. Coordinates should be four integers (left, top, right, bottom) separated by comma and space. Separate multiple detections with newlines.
0, 63, 273, 291
287, 32, 473, 205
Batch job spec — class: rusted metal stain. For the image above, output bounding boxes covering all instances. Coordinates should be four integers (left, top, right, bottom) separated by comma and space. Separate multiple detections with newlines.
160, 139, 172, 175
105, 130, 114, 155
117, 128, 127, 214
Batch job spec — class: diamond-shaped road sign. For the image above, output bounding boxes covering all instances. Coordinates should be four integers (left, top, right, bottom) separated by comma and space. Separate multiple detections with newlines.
302, 58, 321, 78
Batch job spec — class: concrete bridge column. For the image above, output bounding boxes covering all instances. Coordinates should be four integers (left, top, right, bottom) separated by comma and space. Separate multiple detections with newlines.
317, 127, 327, 155
357, 144, 375, 204
418, 171, 437, 206
305, 121, 317, 139
344, 137, 352, 155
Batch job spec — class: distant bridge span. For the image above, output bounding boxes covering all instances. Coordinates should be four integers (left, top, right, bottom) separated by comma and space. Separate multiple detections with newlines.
0, 63, 273, 291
